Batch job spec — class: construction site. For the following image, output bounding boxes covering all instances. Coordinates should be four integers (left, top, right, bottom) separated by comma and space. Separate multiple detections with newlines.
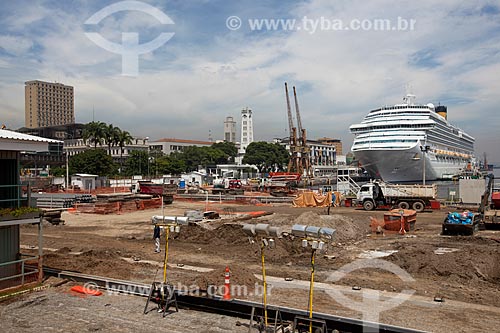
2, 81, 500, 333
0, 193, 498, 333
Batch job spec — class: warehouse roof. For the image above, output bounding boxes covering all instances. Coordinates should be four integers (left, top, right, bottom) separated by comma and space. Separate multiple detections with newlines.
0, 129, 62, 152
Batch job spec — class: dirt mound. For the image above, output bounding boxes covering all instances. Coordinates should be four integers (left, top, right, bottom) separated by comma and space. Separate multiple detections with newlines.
319, 214, 367, 243
191, 264, 258, 290
278, 212, 367, 244
387, 241, 500, 285
177, 224, 249, 246
44, 250, 133, 279
259, 214, 294, 227
80, 249, 120, 259
56, 247, 71, 254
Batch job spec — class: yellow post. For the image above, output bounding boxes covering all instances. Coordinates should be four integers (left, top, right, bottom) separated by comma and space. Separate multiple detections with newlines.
261, 241, 268, 327
308, 248, 317, 333
163, 226, 170, 284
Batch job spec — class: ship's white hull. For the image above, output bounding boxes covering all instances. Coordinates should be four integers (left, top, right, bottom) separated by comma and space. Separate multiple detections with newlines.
353, 144, 468, 183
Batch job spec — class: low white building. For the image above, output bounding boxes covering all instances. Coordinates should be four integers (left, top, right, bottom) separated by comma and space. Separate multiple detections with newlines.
181, 171, 206, 186
64, 137, 149, 160
148, 138, 213, 155
71, 173, 98, 190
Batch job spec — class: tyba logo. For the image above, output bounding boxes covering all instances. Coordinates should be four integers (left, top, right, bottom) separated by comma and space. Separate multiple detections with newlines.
84, 1, 175, 76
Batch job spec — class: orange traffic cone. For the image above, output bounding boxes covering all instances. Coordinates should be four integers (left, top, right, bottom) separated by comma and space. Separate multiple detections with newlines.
223, 266, 231, 300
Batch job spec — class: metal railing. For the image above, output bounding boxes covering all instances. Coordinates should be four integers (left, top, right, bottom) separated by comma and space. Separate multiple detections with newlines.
0, 256, 40, 287
0, 184, 26, 208
176, 193, 294, 203
336, 175, 361, 196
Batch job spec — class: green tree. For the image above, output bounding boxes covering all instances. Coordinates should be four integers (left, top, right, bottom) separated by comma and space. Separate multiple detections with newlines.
82, 121, 107, 148
50, 166, 66, 177
211, 141, 238, 161
103, 124, 120, 156
178, 146, 204, 172
69, 149, 117, 176
242, 142, 289, 173
155, 154, 186, 175
116, 129, 134, 174
124, 150, 149, 176
178, 146, 229, 171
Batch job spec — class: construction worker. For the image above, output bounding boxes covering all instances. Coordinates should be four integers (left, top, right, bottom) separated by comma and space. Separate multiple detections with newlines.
153, 225, 161, 253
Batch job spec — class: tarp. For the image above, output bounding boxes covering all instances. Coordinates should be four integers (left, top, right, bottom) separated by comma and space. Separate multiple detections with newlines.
293, 191, 341, 207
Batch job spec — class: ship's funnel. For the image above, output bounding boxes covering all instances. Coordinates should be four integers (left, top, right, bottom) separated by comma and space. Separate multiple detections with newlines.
435, 105, 447, 120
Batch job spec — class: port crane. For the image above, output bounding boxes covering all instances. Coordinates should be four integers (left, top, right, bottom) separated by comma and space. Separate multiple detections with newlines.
284, 82, 312, 177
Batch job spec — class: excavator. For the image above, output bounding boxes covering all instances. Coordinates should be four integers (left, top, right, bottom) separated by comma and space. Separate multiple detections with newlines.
479, 174, 500, 227
442, 174, 498, 235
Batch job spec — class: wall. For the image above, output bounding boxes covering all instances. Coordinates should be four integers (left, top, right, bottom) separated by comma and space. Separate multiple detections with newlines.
0, 225, 20, 283
459, 179, 486, 204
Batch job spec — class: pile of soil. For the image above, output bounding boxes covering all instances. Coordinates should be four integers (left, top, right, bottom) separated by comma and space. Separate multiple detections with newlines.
44, 249, 134, 280
252, 211, 367, 244
191, 264, 258, 290
318, 214, 368, 243
387, 240, 500, 284
289, 212, 367, 244
177, 224, 249, 246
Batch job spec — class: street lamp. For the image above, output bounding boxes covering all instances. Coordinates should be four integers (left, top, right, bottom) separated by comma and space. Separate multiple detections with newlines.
291, 224, 335, 333
144, 215, 189, 316
420, 145, 430, 185
151, 215, 189, 284
242, 223, 281, 329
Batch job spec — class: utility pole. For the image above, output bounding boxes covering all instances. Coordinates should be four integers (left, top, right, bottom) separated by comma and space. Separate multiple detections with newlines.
66, 150, 69, 190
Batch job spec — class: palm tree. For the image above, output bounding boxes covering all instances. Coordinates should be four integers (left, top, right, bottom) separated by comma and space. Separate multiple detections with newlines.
82, 121, 106, 148
116, 129, 133, 174
103, 124, 120, 156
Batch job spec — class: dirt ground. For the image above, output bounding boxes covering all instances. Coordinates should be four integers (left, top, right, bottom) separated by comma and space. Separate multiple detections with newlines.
8, 200, 500, 332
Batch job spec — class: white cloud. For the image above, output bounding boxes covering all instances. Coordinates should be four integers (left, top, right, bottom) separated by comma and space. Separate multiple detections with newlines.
3, 5, 51, 32
1, 0, 500, 162
0, 35, 33, 55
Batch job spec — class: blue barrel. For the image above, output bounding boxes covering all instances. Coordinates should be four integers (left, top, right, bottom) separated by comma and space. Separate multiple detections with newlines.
179, 179, 186, 189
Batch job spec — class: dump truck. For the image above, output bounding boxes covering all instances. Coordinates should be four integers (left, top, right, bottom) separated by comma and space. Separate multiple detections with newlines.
356, 181, 437, 212
211, 179, 244, 195
130, 181, 177, 204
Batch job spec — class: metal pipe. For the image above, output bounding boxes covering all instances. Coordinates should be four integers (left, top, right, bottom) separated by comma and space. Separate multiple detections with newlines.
308, 248, 317, 333
163, 227, 170, 284
38, 215, 43, 283
66, 151, 69, 190
261, 241, 268, 327
422, 151, 426, 186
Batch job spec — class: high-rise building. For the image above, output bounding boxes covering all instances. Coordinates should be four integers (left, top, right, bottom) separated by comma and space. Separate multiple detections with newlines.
223, 116, 236, 143
239, 107, 253, 153
25, 80, 75, 128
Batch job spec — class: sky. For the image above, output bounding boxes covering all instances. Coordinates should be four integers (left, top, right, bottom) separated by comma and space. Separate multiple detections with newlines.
1, 0, 499, 163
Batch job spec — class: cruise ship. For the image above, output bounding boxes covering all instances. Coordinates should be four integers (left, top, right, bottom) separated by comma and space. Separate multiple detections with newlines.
349, 95, 475, 182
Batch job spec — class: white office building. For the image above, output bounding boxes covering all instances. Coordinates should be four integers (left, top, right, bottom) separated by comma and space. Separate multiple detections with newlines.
239, 108, 253, 154
223, 116, 237, 143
